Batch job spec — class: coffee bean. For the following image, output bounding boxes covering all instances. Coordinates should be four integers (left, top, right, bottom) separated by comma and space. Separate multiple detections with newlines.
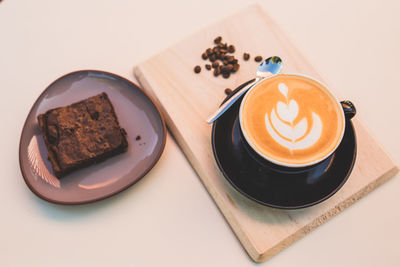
217, 42, 225, 48
209, 54, 216, 62
214, 36, 222, 44
255, 56, 263, 62
194, 65, 201, 73
197, 36, 261, 79
222, 73, 230, 79
225, 88, 233, 95
232, 64, 240, 72
220, 65, 228, 74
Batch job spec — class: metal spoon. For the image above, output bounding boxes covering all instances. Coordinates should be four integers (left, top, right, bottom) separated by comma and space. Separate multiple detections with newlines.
206, 56, 283, 124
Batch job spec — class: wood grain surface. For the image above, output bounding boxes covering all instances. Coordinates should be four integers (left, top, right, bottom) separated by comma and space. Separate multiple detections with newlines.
134, 4, 398, 262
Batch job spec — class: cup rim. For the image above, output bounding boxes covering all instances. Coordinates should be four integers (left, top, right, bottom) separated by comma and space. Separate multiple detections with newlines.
239, 73, 346, 168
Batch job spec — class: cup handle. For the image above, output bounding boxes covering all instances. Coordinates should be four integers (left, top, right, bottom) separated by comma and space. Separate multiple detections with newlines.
340, 100, 356, 120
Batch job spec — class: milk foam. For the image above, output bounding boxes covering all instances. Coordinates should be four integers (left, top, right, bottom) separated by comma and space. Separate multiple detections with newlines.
265, 83, 323, 152
240, 74, 344, 166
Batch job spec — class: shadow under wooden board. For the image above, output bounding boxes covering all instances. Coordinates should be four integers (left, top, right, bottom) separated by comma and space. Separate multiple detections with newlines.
134, 4, 399, 262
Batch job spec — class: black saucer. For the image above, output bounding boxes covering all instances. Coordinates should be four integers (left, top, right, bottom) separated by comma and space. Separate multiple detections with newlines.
211, 80, 357, 209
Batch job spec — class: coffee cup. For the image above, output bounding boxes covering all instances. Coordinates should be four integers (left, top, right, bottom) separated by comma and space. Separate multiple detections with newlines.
239, 73, 356, 168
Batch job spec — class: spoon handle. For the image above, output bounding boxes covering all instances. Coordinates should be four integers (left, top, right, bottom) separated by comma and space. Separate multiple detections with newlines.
206, 80, 257, 124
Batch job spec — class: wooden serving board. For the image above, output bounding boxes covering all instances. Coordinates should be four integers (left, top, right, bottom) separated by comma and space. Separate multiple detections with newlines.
134, 4, 398, 262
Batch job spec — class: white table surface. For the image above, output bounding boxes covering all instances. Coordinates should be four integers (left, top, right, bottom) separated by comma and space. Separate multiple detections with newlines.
1, 0, 399, 266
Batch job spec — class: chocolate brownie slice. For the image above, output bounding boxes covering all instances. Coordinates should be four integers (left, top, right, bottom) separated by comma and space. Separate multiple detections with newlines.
37, 92, 128, 178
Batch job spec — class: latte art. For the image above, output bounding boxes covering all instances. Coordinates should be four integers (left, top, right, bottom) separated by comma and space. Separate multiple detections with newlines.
265, 83, 322, 152
240, 74, 345, 167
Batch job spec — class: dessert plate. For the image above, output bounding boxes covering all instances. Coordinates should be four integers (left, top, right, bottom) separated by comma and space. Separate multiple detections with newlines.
212, 80, 356, 209
19, 70, 166, 205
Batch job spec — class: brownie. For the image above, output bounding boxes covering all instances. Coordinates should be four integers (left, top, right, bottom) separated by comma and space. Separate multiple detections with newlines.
37, 92, 128, 178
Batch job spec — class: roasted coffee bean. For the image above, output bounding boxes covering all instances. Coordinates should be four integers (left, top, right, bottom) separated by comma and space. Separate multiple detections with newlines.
228, 56, 235, 62
197, 36, 255, 79
194, 65, 201, 73
222, 73, 230, 79
209, 54, 216, 62
214, 36, 222, 44
220, 66, 228, 74
255, 56, 263, 62
225, 88, 233, 95
232, 64, 240, 72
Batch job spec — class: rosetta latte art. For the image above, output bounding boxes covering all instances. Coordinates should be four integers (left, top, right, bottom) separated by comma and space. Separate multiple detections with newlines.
265, 83, 322, 152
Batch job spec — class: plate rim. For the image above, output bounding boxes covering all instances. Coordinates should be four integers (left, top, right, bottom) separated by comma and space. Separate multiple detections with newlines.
18, 69, 167, 205
211, 81, 357, 209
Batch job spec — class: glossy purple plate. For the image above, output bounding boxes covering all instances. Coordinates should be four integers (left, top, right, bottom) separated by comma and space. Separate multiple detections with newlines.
19, 70, 166, 205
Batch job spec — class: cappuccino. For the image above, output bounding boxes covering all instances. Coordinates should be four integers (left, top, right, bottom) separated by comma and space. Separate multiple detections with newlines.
240, 74, 345, 167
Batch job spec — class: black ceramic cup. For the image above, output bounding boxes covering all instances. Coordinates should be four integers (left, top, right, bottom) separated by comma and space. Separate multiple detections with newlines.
238, 73, 356, 169
211, 77, 357, 209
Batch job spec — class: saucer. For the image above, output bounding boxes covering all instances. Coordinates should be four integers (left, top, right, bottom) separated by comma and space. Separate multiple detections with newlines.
19, 70, 166, 205
211, 80, 357, 209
